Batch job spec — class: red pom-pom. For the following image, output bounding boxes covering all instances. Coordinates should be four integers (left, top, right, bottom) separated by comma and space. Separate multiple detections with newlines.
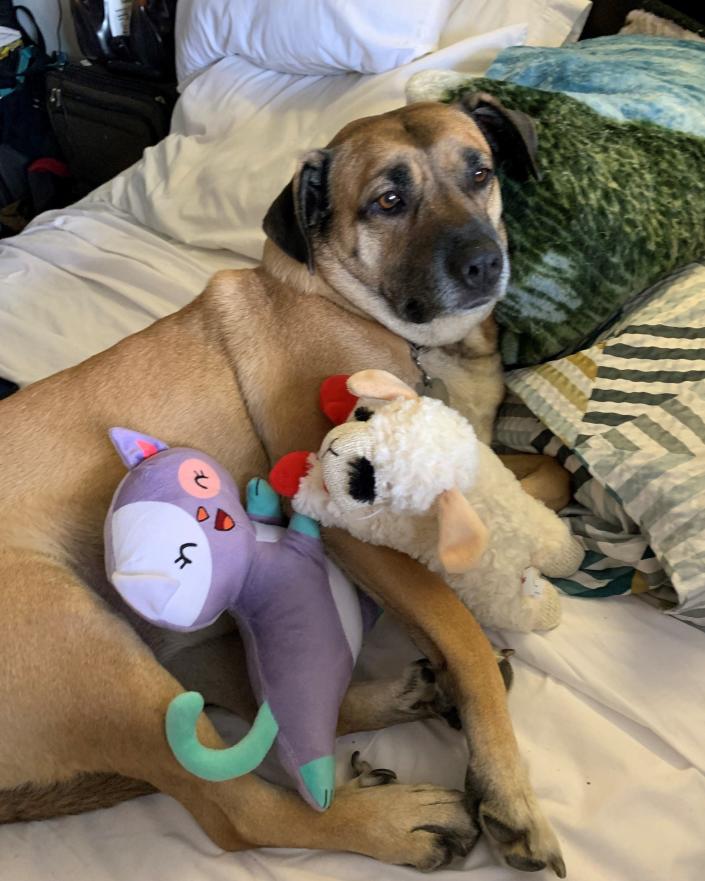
269, 451, 312, 498
320, 374, 357, 425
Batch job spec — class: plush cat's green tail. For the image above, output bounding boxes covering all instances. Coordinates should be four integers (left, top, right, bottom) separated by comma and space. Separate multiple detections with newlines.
166, 692, 278, 781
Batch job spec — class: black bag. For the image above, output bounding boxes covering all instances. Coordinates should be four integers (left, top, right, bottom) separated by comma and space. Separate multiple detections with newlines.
0, 378, 18, 400
46, 61, 176, 197
70, 0, 177, 81
0, 3, 69, 236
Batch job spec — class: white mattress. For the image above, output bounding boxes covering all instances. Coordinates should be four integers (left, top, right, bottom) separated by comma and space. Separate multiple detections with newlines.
2, 4, 702, 879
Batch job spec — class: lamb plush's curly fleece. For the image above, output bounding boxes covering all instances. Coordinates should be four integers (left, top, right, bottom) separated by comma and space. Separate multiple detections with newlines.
294, 397, 583, 633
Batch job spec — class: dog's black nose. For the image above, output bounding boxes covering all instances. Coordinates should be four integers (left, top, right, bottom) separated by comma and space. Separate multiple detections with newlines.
460, 237, 503, 291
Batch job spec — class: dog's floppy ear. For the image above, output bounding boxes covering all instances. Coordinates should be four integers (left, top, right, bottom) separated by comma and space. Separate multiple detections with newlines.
437, 488, 488, 574
262, 149, 332, 273
459, 91, 539, 182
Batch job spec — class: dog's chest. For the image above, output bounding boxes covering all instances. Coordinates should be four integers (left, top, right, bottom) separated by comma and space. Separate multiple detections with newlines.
416, 347, 504, 446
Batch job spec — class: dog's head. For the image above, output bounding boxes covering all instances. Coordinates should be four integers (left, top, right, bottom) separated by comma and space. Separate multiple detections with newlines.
263, 94, 537, 346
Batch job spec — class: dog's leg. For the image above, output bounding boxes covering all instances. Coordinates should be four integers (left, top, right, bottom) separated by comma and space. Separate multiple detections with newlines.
338, 650, 513, 735
338, 658, 454, 735
500, 453, 571, 512
164, 631, 258, 721
1, 555, 476, 869
324, 532, 566, 877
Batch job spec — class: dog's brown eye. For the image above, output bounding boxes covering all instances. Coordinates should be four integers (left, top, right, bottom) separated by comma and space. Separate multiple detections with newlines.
376, 191, 402, 211
473, 168, 491, 185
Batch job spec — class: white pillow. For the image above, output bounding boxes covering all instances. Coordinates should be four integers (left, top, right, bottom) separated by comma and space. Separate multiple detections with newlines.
441, 0, 592, 49
107, 25, 528, 258
175, 0, 456, 84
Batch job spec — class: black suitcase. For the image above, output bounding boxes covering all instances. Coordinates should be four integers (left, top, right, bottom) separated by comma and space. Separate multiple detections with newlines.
46, 61, 176, 197
70, 0, 177, 81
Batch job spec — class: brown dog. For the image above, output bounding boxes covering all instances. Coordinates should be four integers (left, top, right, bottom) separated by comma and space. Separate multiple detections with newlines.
0, 95, 566, 876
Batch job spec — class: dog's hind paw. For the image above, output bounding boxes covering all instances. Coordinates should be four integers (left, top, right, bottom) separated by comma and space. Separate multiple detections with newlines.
398, 659, 454, 721
401, 652, 513, 730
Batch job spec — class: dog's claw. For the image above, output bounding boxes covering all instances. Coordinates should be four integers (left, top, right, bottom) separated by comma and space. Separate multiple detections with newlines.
506, 855, 547, 872
351, 750, 398, 787
551, 856, 567, 878
411, 823, 475, 869
477, 796, 565, 877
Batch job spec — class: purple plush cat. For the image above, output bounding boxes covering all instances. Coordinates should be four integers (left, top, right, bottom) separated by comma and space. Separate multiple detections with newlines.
104, 427, 374, 811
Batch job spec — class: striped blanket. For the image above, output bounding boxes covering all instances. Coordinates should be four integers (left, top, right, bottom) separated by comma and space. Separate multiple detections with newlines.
496, 263, 705, 630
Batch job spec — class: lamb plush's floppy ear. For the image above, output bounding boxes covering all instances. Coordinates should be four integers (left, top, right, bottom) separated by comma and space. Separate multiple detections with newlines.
347, 370, 418, 402
320, 374, 358, 425
109, 427, 169, 470
262, 149, 332, 274
437, 488, 488, 574
269, 451, 314, 498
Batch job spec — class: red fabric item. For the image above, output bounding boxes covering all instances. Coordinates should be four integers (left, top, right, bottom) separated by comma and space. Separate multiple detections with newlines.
319, 374, 357, 425
270, 451, 312, 498
28, 158, 71, 177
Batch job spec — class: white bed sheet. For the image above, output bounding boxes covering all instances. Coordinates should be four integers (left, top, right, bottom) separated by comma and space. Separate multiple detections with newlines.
0, 203, 253, 385
2, 594, 703, 881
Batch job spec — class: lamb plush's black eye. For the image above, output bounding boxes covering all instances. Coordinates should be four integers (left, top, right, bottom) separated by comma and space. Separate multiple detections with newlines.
354, 406, 373, 422
348, 456, 376, 504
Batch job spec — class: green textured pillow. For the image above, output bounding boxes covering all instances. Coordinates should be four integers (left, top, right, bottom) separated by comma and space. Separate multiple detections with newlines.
441, 79, 705, 367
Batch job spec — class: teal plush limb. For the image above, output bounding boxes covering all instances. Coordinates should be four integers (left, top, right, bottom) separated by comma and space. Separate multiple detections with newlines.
289, 512, 320, 539
248, 477, 319, 537
165, 692, 278, 782
246, 477, 282, 521
299, 755, 336, 810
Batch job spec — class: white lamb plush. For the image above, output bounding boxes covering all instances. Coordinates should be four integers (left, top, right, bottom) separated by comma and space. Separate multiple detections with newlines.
270, 370, 583, 633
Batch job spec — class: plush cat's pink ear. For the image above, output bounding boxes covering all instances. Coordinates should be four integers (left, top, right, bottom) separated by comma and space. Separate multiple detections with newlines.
109, 427, 169, 470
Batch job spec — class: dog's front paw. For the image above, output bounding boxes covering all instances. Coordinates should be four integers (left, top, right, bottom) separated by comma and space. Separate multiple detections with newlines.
469, 773, 565, 877
335, 781, 479, 870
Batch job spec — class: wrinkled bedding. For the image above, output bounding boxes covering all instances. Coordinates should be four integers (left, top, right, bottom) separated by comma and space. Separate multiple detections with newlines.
2, 596, 704, 881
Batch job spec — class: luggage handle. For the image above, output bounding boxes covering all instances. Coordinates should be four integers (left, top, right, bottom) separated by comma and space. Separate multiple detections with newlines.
13, 4, 46, 57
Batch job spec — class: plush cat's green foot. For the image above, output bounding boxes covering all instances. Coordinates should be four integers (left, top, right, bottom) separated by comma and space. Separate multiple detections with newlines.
290, 512, 320, 539
299, 754, 335, 810
246, 477, 282, 521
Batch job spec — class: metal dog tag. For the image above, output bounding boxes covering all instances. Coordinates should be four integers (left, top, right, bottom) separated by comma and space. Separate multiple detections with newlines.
415, 376, 450, 404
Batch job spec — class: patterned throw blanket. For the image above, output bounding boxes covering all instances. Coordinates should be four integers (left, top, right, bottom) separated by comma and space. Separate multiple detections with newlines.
496, 263, 705, 631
